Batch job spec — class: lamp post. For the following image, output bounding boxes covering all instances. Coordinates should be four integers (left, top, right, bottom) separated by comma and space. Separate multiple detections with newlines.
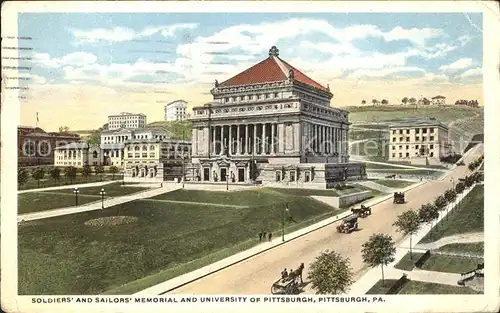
122, 170, 125, 186
100, 188, 106, 209
226, 173, 229, 191
73, 187, 79, 206
282, 203, 289, 242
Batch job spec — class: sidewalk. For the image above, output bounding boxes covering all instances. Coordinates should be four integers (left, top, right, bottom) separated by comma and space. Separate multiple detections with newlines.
348, 182, 478, 294
134, 180, 426, 295
18, 180, 120, 194
18, 184, 181, 222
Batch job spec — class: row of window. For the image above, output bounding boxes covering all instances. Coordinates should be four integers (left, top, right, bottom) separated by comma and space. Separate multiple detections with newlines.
224, 92, 281, 103
392, 136, 435, 142
102, 134, 168, 142
392, 152, 435, 158
56, 161, 82, 166
127, 153, 156, 158
392, 128, 436, 135
275, 170, 312, 182
392, 144, 435, 150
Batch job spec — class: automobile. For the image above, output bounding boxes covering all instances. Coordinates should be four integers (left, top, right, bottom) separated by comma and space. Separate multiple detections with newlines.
457, 161, 465, 166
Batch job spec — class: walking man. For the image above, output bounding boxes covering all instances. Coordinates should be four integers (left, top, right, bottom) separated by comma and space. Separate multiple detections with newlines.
268, 232, 272, 242
262, 231, 267, 239
258, 232, 263, 242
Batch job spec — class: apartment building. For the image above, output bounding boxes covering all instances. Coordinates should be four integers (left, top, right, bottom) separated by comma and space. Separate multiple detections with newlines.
164, 100, 188, 121
108, 112, 147, 130
388, 119, 451, 164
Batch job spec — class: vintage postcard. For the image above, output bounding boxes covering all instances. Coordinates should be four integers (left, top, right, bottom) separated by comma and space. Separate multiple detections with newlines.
1, 1, 499, 313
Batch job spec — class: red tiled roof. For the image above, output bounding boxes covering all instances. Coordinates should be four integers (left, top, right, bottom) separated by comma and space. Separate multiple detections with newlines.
219, 56, 329, 92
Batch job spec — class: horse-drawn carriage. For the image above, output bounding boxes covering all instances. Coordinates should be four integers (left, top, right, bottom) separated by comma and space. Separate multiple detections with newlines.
336, 215, 359, 233
351, 205, 371, 218
271, 264, 304, 295
393, 192, 405, 204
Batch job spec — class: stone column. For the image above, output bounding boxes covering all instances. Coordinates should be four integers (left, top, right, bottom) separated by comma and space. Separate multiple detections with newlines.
220, 125, 225, 155
262, 123, 266, 154
212, 126, 216, 155
278, 123, 284, 153
237, 124, 241, 155
229, 125, 233, 155
271, 123, 275, 154
191, 128, 197, 156
253, 123, 257, 155
245, 124, 249, 155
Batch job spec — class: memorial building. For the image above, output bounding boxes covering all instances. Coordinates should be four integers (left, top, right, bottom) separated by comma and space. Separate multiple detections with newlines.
189, 46, 366, 187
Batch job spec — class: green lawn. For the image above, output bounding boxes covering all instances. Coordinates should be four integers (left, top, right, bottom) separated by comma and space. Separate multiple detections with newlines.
420, 254, 483, 274
394, 251, 483, 273
18, 192, 100, 214
366, 279, 480, 294
419, 185, 483, 244
365, 279, 400, 294
19, 189, 343, 295
398, 280, 480, 294
438, 243, 484, 255
374, 180, 416, 189
41, 182, 151, 198
367, 168, 443, 177
18, 183, 151, 214
19, 174, 124, 191
394, 252, 424, 271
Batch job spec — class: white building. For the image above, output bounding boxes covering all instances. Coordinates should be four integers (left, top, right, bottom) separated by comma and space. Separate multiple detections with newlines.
108, 112, 147, 130
164, 100, 188, 121
100, 126, 170, 167
189, 46, 366, 187
388, 119, 451, 165
431, 95, 446, 105
54, 142, 102, 167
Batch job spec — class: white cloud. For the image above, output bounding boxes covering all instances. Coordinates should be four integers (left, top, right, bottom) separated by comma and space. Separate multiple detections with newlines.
33, 52, 97, 68
439, 58, 474, 72
70, 23, 199, 43
382, 26, 443, 46
459, 67, 482, 78
348, 67, 426, 79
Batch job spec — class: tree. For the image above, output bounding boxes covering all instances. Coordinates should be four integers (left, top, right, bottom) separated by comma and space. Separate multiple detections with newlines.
455, 181, 465, 194
86, 128, 102, 145
18, 168, 29, 188
94, 164, 105, 181
361, 233, 396, 286
381, 99, 388, 105
64, 166, 77, 184
308, 250, 354, 294
58, 126, 70, 133
80, 165, 92, 182
422, 97, 430, 105
402, 97, 409, 105
109, 165, 119, 180
372, 99, 378, 106
464, 175, 475, 188
31, 167, 46, 188
434, 195, 447, 213
419, 203, 439, 234
361, 100, 366, 105
393, 210, 421, 260
50, 167, 61, 185
409, 97, 417, 105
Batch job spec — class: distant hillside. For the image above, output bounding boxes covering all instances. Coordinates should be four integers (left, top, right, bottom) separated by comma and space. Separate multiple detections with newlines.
147, 120, 192, 140
346, 105, 481, 125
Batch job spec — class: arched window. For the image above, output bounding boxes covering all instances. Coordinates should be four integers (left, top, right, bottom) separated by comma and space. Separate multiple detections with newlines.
93, 151, 98, 159
150, 145, 155, 151
134, 146, 140, 151
142, 145, 148, 151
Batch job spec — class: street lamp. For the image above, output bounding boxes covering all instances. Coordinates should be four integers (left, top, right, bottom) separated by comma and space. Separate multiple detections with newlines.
100, 188, 106, 209
73, 187, 79, 206
182, 155, 186, 189
226, 173, 229, 191
282, 203, 289, 242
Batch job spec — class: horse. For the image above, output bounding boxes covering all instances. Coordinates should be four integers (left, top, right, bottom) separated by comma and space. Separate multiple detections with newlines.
289, 263, 305, 284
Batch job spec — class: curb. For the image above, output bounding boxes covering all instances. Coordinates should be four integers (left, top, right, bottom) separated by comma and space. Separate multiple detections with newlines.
134, 180, 427, 295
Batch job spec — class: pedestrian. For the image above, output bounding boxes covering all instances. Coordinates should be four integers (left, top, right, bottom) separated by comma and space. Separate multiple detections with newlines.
281, 268, 288, 281
258, 232, 263, 242
268, 232, 272, 242
262, 231, 267, 239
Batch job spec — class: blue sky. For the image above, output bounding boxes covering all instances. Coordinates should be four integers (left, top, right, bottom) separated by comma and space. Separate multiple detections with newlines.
15, 12, 483, 129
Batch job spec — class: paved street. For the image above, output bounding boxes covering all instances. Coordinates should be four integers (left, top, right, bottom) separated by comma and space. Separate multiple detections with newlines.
166, 143, 482, 294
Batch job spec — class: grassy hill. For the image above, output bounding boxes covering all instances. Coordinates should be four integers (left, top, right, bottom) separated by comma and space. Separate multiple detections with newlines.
147, 120, 192, 140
